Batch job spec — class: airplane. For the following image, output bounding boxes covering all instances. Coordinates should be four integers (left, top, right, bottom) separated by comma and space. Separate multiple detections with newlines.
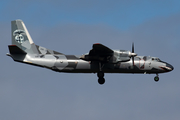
7, 20, 174, 85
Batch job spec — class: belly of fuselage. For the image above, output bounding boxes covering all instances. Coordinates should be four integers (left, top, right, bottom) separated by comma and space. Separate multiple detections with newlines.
57, 60, 159, 74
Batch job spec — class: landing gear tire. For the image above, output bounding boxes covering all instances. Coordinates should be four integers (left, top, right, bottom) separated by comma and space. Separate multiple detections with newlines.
98, 78, 105, 85
97, 71, 104, 78
154, 76, 159, 82
97, 71, 105, 85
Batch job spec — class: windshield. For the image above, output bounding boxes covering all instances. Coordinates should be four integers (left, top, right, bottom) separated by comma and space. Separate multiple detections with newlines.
152, 57, 161, 62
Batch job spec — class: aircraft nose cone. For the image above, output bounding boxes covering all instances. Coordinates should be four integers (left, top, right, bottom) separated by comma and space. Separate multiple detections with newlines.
166, 63, 174, 71
159, 62, 174, 72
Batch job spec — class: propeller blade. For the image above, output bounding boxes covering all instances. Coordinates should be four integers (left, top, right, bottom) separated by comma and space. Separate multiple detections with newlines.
129, 42, 137, 69
132, 57, 134, 69
132, 57, 134, 66
132, 42, 135, 69
132, 42, 134, 53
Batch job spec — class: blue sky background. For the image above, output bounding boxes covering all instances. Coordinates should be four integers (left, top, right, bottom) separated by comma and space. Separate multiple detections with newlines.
0, 0, 180, 120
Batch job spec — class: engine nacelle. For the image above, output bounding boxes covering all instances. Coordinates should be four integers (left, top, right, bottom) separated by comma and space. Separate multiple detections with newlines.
111, 50, 131, 63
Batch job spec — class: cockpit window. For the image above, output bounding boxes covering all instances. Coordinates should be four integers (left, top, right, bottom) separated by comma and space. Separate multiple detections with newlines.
156, 58, 160, 62
152, 58, 161, 62
152, 58, 161, 61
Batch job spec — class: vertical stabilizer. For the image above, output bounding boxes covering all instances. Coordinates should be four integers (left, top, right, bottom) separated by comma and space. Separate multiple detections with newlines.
11, 20, 39, 54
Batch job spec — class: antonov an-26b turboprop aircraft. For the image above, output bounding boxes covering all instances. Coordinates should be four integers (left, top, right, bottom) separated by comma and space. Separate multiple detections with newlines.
7, 20, 174, 84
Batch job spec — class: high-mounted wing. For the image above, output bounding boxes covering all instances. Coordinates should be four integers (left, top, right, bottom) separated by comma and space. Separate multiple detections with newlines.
80, 43, 114, 62
89, 43, 113, 56
80, 43, 136, 63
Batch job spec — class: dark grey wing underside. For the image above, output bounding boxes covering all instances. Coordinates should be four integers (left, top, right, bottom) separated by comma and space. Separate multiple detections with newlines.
89, 43, 114, 56
81, 43, 114, 62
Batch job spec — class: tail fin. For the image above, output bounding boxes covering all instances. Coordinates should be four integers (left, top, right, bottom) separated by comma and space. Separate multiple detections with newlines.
11, 20, 39, 54
10, 19, 64, 56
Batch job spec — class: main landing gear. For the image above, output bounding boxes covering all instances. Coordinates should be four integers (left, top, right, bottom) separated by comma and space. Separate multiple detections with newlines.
97, 62, 105, 85
97, 71, 105, 84
154, 74, 159, 82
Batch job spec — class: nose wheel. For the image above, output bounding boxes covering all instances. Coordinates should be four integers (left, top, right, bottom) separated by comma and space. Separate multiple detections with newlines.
154, 74, 159, 82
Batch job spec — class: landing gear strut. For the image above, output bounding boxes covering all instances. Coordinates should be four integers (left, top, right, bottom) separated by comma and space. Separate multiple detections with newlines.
154, 74, 159, 82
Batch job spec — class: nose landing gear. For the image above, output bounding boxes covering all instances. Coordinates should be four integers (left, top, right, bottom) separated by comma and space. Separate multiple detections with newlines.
154, 74, 159, 82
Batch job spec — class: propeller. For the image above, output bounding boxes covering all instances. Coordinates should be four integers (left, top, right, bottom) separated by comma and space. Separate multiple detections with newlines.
131, 42, 137, 68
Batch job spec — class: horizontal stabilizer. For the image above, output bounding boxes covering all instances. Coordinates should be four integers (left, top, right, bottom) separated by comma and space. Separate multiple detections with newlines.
8, 45, 26, 54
